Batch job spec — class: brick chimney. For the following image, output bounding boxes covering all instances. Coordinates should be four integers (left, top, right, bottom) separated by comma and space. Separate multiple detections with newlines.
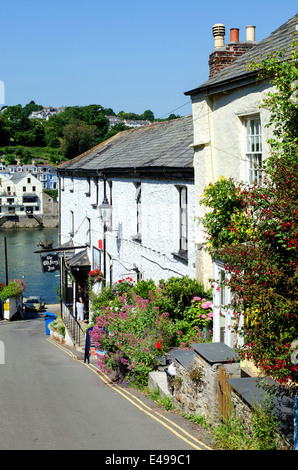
209, 24, 256, 78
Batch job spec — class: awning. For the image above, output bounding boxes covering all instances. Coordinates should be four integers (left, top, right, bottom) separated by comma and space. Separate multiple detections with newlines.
66, 248, 90, 268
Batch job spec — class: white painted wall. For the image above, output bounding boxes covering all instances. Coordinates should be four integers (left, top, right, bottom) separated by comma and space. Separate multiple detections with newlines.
191, 79, 275, 347
60, 175, 196, 285
191, 80, 274, 288
0, 173, 43, 215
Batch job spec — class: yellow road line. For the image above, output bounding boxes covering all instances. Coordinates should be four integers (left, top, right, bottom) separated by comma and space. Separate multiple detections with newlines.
87, 362, 212, 451
47, 339, 212, 450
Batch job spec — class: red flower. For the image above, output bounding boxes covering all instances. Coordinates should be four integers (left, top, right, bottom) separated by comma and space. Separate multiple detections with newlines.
155, 342, 161, 350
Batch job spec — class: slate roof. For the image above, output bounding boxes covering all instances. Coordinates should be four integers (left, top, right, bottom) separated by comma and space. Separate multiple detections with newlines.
185, 13, 298, 97
9, 173, 35, 183
58, 114, 194, 175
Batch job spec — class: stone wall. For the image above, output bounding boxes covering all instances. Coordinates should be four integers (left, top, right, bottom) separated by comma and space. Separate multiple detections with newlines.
152, 342, 294, 449
170, 344, 240, 425
0, 214, 58, 229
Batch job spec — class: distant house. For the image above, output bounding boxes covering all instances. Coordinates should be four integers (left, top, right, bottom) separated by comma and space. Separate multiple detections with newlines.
184, 14, 297, 347
57, 115, 195, 322
106, 115, 152, 128
37, 164, 58, 190
29, 106, 65, 120
0, 172, 43, 216
0, 162, 57, 190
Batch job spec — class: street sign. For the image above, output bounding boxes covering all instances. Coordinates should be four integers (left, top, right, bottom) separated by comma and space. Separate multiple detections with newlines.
41, 253, 60, 273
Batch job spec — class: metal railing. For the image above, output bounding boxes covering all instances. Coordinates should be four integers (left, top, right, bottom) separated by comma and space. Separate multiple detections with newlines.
61, 302, 85, 348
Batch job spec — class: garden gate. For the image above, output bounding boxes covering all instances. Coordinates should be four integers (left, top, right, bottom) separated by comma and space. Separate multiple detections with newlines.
219, 366, 232, 421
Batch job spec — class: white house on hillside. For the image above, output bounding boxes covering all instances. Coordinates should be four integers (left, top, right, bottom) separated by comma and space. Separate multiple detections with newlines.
184, 13, 298, 347
0, 172, 43, 217
57, 115, 196, 321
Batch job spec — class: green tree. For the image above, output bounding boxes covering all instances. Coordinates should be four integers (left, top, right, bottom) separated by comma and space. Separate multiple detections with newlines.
0, 117, 10, 145
141, 109, 154, 121
103, 122, 130, 140
22, 100, 43, 117
1, 105, 32, 142
43, 125, 61, 148
60, 119, 98, 159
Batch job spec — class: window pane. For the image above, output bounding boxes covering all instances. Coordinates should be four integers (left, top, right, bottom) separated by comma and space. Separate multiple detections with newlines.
246, 117, 262, 185
179, 187, 187, 251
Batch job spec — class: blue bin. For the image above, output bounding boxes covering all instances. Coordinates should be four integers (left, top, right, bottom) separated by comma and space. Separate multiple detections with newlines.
45, 312, 57, 335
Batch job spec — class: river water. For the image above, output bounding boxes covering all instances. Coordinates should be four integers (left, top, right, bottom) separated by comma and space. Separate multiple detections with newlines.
0, 228, 59, 304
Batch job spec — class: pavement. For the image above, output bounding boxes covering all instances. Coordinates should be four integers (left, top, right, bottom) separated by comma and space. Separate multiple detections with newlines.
44, 303, 61, 316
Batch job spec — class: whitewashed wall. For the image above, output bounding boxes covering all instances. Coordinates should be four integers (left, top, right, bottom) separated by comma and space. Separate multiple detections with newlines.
0, 173, 43, 215
191, 80, 274, 288
60, 175, 196, 285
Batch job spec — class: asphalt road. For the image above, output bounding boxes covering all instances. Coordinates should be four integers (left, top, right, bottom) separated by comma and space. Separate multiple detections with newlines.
0, 312, 213, 453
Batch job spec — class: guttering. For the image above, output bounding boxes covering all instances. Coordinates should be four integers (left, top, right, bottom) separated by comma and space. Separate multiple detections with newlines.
57, 166, 194, 181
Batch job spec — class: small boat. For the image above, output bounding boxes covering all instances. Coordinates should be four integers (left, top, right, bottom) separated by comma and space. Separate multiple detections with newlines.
25, 296, 45, 312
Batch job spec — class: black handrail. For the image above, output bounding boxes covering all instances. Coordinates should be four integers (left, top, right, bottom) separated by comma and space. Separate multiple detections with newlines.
61, 303, 85, 348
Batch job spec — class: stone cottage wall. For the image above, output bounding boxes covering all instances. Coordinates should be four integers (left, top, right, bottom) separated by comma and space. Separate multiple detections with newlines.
172, 352, 240, 425
157, 342, 294, 450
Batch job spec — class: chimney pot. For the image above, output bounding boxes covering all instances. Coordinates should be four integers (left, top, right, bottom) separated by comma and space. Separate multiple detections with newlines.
212, 23, 225, 48
230, 28, 239, 42
246, 25, 256, 42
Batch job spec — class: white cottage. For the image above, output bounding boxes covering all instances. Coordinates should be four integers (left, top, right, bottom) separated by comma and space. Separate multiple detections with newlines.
0, 172, 43, 216
57, 115, 196, 321
184, 14, 298, 346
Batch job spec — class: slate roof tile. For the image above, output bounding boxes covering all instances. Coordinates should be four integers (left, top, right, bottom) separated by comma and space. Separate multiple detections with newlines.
58, 114, 194, 172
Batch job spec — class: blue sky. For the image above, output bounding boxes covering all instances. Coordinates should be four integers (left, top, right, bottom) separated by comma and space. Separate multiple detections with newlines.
0, 0, 297, 119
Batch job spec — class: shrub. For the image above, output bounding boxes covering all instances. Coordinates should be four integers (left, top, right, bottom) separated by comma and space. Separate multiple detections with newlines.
50, 317, 65, 336
111, 277, 135, 297
89, 276, 213, 385
0, 279, 26, 301
90, 291, 177, 386
183, 297, 213, 330
131, 278, 157, 299
212, 400, 278, 450
90, 284, 115, 322
173, 319, 207, 348
158, 276, 211, 320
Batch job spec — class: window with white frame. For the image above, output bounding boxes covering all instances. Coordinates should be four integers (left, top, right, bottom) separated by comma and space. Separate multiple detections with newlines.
213, 261, 244, 348
245, 116, 262, 185
86, 217, 91, 246
132, 182, 141, 241
95, 177, 99, 206
107, 181, 113, 229
179, 186, 188, 254
69, 210, 74, 237
85, 177, 91, 196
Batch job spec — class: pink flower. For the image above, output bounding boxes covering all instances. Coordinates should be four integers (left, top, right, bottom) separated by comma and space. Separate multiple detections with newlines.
201, 301, 213, 309
193, 296, 201, 301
